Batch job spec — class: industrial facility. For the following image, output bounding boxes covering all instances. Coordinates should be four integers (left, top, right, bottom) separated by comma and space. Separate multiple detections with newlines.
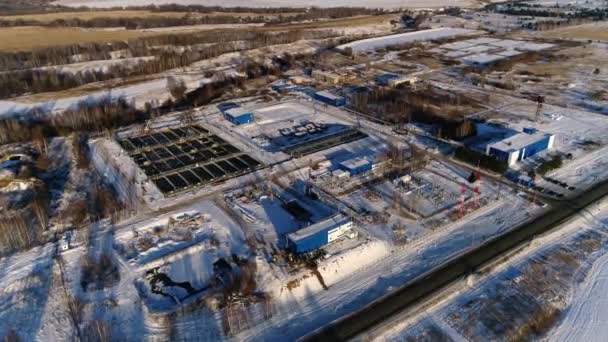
287, 214, 354, 254
117, 124, 261, 195
339, 157, 373, 177
485, 129, 555, 166
314, 91, 347, 107
311, 70, 343, 84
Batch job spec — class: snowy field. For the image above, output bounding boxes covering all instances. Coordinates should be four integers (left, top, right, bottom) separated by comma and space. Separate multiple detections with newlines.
53, 0, 496, 9
26, 56, 155, 74
338, 28, 483, 52
376, 197, 608, 342
550, 251, 608, 341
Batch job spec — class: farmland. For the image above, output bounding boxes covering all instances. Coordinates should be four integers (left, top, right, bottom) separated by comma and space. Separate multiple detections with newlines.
0, 26, 154, 52
541, 22, 608, 41
0, 10, 296, 22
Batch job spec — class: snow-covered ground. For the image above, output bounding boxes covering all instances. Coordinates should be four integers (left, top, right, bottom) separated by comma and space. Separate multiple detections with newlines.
225, 185, 537, 340
550, 251, 608, 342
375, 197, 608, 342
24, 57, 155, 74
337, 28, 484, 52
0, 245, 56, 340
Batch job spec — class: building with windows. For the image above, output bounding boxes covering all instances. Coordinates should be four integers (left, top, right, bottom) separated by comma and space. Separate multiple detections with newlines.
287, 214, 353, 254
485, 129, 555, 166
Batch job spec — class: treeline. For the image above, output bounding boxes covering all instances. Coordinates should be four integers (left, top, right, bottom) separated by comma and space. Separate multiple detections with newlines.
164, 51, 314, 110
352, 86, 478, 140
0, 182, 49, 255
0, 28, 334, 71
0, 29, 335, 98
497, 5, 608, 20
0, 98, 146, 145
0, 15, 254, 29
455, 147, 508, 174
0, 7, 389, 29
0, 47, 317, 144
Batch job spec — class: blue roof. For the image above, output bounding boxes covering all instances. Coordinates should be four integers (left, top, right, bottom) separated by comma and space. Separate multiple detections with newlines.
217, 102, 241, 112
375, 73, 401, 85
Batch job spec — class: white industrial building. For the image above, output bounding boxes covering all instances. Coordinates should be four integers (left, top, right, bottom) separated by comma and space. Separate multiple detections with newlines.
485, 129, 555, 166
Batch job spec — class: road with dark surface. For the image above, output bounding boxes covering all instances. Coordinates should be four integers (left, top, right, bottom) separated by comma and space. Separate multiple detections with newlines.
303, 178, 608, 342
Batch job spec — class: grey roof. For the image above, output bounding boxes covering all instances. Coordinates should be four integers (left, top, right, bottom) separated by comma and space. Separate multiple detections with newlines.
315, 90, 341, 100
288, 214, 350, 242
488, 131, 553, 152
225, 107, 253, 117
340, 157, 371, 170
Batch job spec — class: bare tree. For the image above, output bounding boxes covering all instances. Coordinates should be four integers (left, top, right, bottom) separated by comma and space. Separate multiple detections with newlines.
167, 76, 187, 100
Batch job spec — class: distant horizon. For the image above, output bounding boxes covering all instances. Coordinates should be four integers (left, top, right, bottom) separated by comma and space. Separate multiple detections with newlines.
52, 0, 491, 9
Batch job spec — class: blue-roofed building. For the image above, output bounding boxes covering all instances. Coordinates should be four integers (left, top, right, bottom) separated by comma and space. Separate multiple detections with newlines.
485, 129, 555, 166
217, 102, 241, 113
375, 73, 401, 86
339, 157, 372, 176
271, 82, 291, 92
223, 107, 254, 125
314, 91, 347, 107
287, 214, 353, 254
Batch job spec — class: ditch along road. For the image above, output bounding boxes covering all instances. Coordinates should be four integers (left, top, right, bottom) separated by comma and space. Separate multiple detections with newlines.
303, 176, 608, 342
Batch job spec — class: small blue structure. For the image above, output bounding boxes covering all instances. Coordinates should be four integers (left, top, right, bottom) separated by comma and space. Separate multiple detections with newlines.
314, 90, 346, 107
224, 107, 254, 125
339, 157, 372, 176
375, 73, 400, 86
287, 215, 353, 254
505, 171, 535, 187
271, 82, 291, 92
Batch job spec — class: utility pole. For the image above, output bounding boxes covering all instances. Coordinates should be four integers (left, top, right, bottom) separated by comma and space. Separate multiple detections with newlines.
535, 95, 545, 122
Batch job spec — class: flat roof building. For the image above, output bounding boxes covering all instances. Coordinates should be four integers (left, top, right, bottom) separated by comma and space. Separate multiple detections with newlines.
314, 90, 347, 107
339, 157, 372, 176
224, 107, 254, 125
486, 130, 555, 166
312, 70, 342, 84
287, 214, 353, 254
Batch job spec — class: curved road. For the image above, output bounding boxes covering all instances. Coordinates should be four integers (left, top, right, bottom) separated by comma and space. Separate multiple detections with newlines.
303, 177, 608, 341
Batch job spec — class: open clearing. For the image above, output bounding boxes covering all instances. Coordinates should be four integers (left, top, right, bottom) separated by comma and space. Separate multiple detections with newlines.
0, 10, 296, 22
0, 14, 395, 52
541, 22, 608, 41
0, 26, 154, 52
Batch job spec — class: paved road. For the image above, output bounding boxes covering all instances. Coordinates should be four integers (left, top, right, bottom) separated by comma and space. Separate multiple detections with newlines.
303, 176, 608, 342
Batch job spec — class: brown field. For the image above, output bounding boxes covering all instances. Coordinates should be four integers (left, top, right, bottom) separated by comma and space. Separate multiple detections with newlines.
263, 14, 398, 30
0, 10, 297, 22
0, 26, 155, 52
0, 13, 394, 52
541, 22, 608, 41
519, 45, 608, 78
